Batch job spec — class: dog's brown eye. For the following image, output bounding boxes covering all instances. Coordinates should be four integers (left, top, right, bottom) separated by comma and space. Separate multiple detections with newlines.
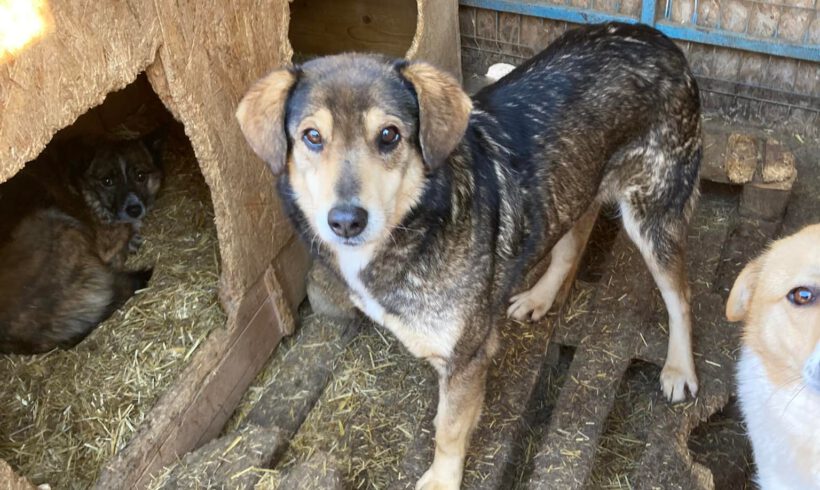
101, 176, 114, 187
135, 172, 146, 183
380, 126, 400, 145
788, 286, 816, 306
303, 128, 323, 149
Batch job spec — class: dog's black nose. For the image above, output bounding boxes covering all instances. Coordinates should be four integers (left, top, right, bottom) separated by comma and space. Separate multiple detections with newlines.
328, 205, 368, 239
126, 204, 144, 218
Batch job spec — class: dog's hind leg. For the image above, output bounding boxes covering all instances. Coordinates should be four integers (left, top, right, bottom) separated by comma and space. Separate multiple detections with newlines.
619, 197, 698, 402
417, 338, 496, 490
507, 206, 596, 322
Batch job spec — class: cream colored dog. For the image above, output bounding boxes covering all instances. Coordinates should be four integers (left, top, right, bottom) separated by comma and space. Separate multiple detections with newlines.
727, 223, 820, 489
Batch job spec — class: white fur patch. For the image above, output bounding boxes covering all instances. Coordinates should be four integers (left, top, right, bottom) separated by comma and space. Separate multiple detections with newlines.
738, 347, 820, 488
336, 245, 384, 323
336, 244, 456, 365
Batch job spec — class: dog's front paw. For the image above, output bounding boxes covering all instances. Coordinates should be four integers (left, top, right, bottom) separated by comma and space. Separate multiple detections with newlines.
128, 233, 144, 253
507, 290, 554, 322
348, 293, 365, 312
660, 362, 698, 403
416, 468, 461, 490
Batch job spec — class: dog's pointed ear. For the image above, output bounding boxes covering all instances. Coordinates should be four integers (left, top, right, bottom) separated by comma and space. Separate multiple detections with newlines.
397, 61, 472, 170
142, 127, 168, 167
236, 68, 299, 175
64, 136, 97, 177
726, 257, 763, 322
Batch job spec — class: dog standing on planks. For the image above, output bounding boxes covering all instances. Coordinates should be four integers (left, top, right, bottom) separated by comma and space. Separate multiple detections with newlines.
237, 22, 702, 489
728, 224, 820, 490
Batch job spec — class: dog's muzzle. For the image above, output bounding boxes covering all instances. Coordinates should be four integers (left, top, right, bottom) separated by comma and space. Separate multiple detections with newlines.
119, 193, 146, 222
328, 205, 368, 239
804, 344, 820, 393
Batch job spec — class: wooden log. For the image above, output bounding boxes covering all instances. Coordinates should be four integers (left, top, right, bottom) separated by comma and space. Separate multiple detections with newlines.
725, 133, 759, 184
155, 426, 287, 489
239, 314, 362, 435
278, 452, 346, 490
740, 174, 796, 221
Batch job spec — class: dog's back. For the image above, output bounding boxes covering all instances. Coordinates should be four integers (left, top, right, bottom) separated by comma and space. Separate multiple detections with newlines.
0, 209, 152, 354
474, 22, 700, 234
728, 224, 820, 488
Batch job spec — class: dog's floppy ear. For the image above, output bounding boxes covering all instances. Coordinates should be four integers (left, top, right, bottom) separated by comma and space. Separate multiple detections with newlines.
726, 257, 763, 322
398, 61, 472, 170
236, 68, 299, 175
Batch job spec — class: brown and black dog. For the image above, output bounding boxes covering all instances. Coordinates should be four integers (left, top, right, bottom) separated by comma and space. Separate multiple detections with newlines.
238, 22, 701, 489
0, 132, 164, 354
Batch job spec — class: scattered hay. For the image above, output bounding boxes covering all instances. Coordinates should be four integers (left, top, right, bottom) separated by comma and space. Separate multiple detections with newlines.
253, 320, 435, 489
585, 361, 658, 490
0, 130, 225, 488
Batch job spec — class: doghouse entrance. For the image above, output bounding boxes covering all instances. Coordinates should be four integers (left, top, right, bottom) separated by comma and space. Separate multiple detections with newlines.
288, 0, 418, 61
0, 73, 225, 487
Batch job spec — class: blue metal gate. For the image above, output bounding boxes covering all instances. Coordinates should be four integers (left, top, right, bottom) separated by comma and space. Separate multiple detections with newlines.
461, 0, 820, 62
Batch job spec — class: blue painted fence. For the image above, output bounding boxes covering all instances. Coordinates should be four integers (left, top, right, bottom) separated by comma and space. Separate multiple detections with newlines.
460, 0, 820, 62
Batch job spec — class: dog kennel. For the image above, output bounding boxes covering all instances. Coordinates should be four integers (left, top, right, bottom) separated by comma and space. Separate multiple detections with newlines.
0, 0, 461, 487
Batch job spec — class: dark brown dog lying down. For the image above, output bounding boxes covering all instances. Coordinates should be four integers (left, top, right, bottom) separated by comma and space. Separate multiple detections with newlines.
0, 133, 163, 354
237, 22, 701, 489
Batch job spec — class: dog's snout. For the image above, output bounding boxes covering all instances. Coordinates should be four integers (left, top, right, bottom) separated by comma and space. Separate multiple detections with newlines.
126, 204, 144, 219
328, 205, 368, 239
804, 347, 820, 392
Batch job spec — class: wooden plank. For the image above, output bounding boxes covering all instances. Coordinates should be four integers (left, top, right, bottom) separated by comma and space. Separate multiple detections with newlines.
290, 0, 462, 79
290, 0, 417, 58
94, 237, 310, 489
0, 459, 37, 490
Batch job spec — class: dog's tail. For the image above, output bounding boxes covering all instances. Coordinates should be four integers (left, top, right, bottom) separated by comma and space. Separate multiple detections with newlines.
110, 268, 154, 312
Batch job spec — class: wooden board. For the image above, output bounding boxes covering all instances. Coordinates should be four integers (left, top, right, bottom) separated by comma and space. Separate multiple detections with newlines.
0, 459, 37, 490
290, 0, 462, 78
155, 426, 287, 489
290, 0, 417, 58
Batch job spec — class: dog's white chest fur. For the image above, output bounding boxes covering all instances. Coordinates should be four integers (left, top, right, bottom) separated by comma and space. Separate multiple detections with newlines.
335, 246, 456, 367
738, 347, 820, 489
